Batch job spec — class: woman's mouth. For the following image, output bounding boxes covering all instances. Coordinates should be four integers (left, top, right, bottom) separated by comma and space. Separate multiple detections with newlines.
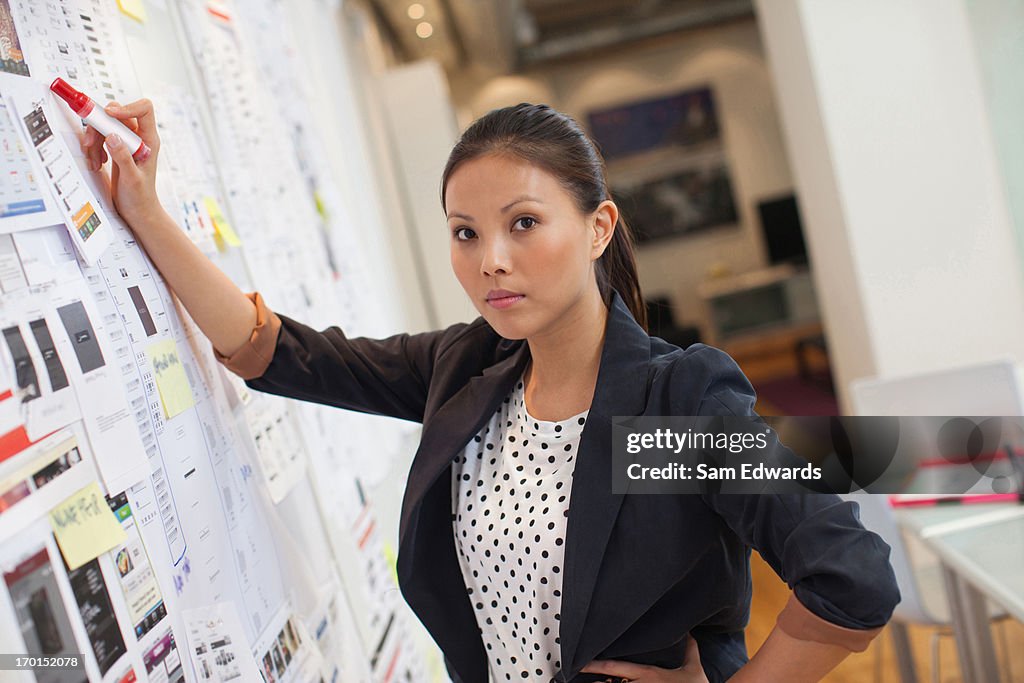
486, 291, 525, 310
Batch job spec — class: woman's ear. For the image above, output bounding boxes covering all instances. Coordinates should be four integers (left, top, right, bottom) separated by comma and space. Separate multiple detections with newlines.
591, 200, 618, 260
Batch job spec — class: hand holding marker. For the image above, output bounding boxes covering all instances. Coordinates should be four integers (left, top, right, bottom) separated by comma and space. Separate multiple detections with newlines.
55, 80, 162, 227
50, 77, 151, 162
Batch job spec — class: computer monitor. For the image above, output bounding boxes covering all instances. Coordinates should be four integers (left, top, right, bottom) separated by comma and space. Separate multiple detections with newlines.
757, 194, 807, 265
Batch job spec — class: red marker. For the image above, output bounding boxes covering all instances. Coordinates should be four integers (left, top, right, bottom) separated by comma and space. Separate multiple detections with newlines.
49, 78, 151, 162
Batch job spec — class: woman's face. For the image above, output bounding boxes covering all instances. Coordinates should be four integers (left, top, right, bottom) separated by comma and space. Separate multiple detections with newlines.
445, 152, 616, 340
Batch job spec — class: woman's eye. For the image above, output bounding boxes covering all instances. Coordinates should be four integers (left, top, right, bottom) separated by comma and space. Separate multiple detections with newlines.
453, 227, 476, 241
515, 216, 536, 230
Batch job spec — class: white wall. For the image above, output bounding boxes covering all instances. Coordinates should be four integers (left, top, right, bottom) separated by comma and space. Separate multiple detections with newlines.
329, 6, 441, 335
379, 61, 478, 329
449, 20, 794, 335
965, 0, 1024, 273
756, 0, 1024, 410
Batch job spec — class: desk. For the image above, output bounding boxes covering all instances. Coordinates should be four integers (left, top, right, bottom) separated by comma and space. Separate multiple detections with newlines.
698, 264, 819, 346
896, 503, 1024, 683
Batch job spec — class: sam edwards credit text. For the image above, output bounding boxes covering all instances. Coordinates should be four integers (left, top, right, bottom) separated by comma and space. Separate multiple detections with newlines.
626, 462, 823, 481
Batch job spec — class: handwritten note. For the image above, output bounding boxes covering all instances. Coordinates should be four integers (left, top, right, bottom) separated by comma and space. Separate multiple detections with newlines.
50, 481, 127, 570
203, 197, 242, 248
146, 339, 195, 419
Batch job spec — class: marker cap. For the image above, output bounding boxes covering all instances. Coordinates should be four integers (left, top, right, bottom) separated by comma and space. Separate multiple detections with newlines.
50, 78, 92, 116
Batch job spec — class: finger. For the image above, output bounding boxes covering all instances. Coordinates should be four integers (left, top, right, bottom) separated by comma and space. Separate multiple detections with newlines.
80, 126, 103, 150
104, 99, 158, 148
79, 128, 103, 170
104, 133, 140, 179
580, 659, 650, 679
91, 143, 108, 170
114, 117, 140, 134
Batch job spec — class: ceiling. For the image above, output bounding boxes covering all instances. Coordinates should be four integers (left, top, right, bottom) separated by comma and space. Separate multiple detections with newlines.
365, 0, 755, 73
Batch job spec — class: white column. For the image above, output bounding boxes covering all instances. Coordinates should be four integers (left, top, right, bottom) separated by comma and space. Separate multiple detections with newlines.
379, 60, 479, 329
754, 0, 1024, 411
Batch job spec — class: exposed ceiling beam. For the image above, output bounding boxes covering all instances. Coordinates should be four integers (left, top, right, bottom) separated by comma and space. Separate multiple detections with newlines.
445, 0, 524, 74
360, 0, 411, 62
519, 0, 754, 65
436, 0, 469, 66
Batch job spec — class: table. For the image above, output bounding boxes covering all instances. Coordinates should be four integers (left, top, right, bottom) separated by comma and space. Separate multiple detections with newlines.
896, 502, 1024, 683
698, 263, 820, 346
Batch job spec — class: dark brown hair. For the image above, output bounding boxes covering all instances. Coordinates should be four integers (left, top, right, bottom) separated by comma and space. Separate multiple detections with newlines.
441, 102, 647, 331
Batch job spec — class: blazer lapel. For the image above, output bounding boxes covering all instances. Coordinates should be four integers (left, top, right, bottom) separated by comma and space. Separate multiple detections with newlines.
399, 340, 530, 546
397, 336, 530, 683
556, 292, 651, 681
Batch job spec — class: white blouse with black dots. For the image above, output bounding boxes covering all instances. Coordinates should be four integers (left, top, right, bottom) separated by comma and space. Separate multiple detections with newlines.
451, 373, 589, 683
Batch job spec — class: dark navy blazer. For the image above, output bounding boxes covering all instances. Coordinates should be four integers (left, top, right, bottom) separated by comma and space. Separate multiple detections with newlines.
224, 289, 901, 683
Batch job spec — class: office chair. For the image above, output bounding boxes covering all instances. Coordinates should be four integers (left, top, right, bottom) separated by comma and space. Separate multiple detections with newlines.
840, 493, 1013, 683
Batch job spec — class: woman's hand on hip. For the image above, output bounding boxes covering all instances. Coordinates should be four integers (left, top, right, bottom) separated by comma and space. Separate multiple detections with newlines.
79, 98, 162, 226
580, 634, 708, 682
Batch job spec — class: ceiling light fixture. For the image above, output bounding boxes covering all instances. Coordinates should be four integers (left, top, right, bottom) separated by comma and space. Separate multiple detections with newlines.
407, 3, 425, 20
415, 21, 433, 38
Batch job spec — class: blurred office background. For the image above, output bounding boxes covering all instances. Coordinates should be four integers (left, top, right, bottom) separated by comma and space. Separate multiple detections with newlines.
339, 0, 1024, 416
322, 1, 1024, 680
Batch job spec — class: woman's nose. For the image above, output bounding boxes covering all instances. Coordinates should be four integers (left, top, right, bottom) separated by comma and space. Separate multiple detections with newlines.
480, 239, 512, 276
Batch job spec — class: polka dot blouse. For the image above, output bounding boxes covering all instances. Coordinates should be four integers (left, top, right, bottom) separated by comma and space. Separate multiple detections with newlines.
451, 373, 589, 683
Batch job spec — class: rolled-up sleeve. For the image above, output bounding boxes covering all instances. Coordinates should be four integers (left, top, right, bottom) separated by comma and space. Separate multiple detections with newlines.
705, 488, 899, 651
687, 345, 901, 652
213, 292, 282, 380
776, 593, 883, 652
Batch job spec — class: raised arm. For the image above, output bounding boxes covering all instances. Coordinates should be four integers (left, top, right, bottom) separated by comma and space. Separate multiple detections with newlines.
82, 99, 256, 359
85, 98, 477, 423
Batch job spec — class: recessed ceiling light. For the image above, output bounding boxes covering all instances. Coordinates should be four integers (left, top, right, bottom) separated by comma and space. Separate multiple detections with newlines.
416, 21, 433, 39
407, 3, 425, 20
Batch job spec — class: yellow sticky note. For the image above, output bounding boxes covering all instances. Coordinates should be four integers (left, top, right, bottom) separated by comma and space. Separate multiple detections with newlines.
203, 197, 241, 249
313, 190, 328, 220
382, 541, 398, 583
50, 481, 127, 571
117, 0, 147, 23
146, 339, 195, 419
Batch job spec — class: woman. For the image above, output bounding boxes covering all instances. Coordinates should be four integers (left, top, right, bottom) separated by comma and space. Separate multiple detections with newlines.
83, 100, 900, 683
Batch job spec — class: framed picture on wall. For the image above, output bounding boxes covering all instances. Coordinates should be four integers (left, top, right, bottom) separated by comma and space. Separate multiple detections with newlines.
586, 86, 739, 244
612, 159, 738, 243
587, 86, 720, 160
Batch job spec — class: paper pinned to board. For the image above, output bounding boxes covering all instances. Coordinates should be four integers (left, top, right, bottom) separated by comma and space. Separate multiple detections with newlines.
46, 280, 149, 493
0, 95, 64, 234
203, 196, 242, 249
0, 430, 90, 543
2, 80, 114, 264
245, 400, 307, 503
0, 235, 28, 292
183, 602, 263, 682
49, 480, 127, 570
146, 338, 195, 419
11, 224, 82, 287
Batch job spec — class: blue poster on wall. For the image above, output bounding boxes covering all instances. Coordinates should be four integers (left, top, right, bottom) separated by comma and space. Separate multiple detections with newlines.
587, 87, 720, 160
